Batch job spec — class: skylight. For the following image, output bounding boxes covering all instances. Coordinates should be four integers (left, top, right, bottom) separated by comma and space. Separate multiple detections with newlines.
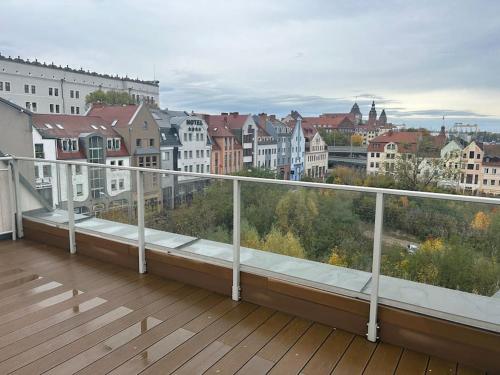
161, 133, 166, 141
56, 124, 64, 129
91, 125, 98, 130
100, 125, 107, 130
111, 120, 118, 127
45, 123, 53, 129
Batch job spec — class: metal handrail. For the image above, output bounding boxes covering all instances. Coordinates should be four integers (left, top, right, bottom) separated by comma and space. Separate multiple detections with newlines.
11, 155, 500, 205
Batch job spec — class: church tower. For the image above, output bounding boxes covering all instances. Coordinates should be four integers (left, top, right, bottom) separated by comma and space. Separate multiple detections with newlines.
368, 101, 377, 124
378, 109, 387, 125
350, 102, 362, 125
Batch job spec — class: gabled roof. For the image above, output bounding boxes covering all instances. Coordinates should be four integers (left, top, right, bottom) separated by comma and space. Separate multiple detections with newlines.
0, 97, 33, 115
87, 104, 141, 128
160, 127, 182, 147
483, 144, 500, 158
205, 113, 251, 129
32, 114, 122, 138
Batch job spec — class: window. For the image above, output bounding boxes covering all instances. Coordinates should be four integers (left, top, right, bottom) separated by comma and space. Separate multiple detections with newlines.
119, 179, 124, 189
49, 87, 53, 96
50, 104, 54, 113
31, 102, 37, 112
31, 85, 36, 94
75, 91, 79, 99
25, 102, 31, 110
88, 136, 105, 199
107, 139, 113, 150
35, 166, 39, 179
118, 160, 124, 166
76, 107, 80, 115
196, 150, 200, 158
492, 180, 496, 186
138, 157, 144, 167
71, 106, 75, 114
111, 180, 117, 191
143, 121, 148, 129
189, 150, 193, 159
196, 165, 199, 173
75, 165, 82, 175
483, 179, 488, 185
55, 104, 60, 113
54, 88, 59, 96
34, 144, 44, 159
76, 184, 83, 197
136, 139, 141, 147
5, 82, 10, 91
0, 82, 2, 90
469, 151, 474, 158
189, 165, 193, 172
485, 168, 489, 174
43, 165, 51, 177
184, 151, 188, 159
477, 154, 481, 159
189, 133, 192, 141
149, 138, 154, 147
493, 168, 497, 174
70, 90, 74, 98
184, 133, 187, 142
24, 84, 29, 93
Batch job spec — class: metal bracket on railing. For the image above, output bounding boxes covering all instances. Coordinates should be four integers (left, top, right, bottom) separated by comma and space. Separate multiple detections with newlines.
66, 164, 76, 254
367, 192, 384, 342
232, 179, 241, 301
137, 170, 147, 274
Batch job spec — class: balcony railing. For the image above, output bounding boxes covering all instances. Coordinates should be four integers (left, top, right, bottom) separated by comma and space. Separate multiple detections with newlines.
1, 155, 499, 342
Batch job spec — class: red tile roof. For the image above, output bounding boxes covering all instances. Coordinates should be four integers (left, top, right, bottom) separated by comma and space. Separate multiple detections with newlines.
204, 114, 251, 129
87, 104, 141, 128
32, 114, 129, 159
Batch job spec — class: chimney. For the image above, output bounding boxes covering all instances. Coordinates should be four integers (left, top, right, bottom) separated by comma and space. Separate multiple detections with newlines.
258, 113, 267, 126
221, 112, 228, 115
270, 114, 276, 121
230, 112, 239, 118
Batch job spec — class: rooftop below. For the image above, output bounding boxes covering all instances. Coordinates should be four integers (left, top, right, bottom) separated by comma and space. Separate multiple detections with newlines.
0, 239, 488, 374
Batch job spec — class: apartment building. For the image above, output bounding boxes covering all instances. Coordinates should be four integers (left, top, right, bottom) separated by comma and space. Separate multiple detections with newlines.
259, 114, 293, 179
207, 124, 242, 175
481, 144, 500, 196
31, 114, 131, 214
88, 104, 162, 206
256, 126, 277, 170
152, 109, 212, 206
303, 126, 328, 180
0, 54, 159, 115
290, 118, 306, 181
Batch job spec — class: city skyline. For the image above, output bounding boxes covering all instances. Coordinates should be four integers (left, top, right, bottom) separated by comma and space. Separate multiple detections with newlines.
1, 0, 499, 131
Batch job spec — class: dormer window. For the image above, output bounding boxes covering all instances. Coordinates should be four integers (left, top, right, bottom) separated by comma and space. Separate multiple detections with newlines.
61, 138, 78, 152
107, 138, 121, 150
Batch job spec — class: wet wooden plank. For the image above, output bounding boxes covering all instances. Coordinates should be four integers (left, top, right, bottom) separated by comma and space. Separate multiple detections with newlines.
301, 329, 354, 375
140, 302, 257, 375
363, 342, 403, 375
331, 336, 376, 374
268, 323, 332, 375
426, 356, 457, 374
173, 307, 275, 375
395, 349, 429, 375
205, 312, 293, 374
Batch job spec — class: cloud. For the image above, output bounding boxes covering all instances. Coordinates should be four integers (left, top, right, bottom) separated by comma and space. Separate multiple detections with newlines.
1, 0, 500, 130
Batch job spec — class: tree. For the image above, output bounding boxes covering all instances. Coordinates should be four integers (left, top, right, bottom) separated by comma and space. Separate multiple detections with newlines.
328, 247, 349, 267
471, 211, 491, 231
86, 90, 135, 105
351, 134, 364, 146
261, 227, 305, 258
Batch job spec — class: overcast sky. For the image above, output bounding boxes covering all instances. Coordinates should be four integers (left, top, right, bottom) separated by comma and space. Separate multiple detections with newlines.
1, 0, 499, 131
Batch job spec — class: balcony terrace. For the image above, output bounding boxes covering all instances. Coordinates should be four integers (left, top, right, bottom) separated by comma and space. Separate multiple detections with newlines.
0, 155, 498, 374
0, 239, 487, 374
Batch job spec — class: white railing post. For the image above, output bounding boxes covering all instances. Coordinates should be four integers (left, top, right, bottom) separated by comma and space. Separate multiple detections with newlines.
232, 179, 241, 301
11, 159, 23, 238
137, 170, 146, 274
368, 192, 384, 342
7, 162, 16, 241
65, 164, 76, 254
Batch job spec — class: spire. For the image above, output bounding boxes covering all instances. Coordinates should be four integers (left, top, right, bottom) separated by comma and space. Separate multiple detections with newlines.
378, 109, 387, 125
368, 101, 377, 124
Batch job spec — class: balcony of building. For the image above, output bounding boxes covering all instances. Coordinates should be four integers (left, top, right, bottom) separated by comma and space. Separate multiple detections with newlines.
0, 155, 498, 374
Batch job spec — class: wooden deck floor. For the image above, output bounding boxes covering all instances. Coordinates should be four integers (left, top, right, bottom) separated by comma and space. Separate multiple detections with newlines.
0, 239, 486, 375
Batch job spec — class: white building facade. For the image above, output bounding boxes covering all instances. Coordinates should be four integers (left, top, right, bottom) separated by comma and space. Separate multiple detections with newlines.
305, 131, 328, 179
290, 119, 306, 181
0, 54, 159, 115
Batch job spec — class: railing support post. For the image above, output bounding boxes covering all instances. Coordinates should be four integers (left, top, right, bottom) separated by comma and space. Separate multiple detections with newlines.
11, 159, 23, 238
232, 179, 241, 301
66, 164, 76, 254
368, 192, 384, 342
7, 162, 16, 241
137, 170, 146, 274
